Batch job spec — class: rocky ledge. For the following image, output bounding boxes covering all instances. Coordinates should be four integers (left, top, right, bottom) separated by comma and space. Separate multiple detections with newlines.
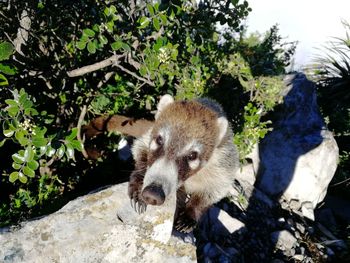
0, 183, 196, 263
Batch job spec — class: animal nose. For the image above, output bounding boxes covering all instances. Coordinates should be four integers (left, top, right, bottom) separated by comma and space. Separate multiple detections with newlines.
142, 184, 165, 206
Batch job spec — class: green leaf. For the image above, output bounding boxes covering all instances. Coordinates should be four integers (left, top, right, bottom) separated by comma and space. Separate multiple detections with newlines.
83, 28, 95, 37
39, 145, 47, 156
66, 128, 78, 141
153, 17, 160, 31
70, 140, 83, 151
111, 41, 123, 51
56, 144, 65, 159
99, 35, 108, 45
18, 172, 28, 183
147, 4, 155, 16
6, 105, 19, 117
32, 137, 47, 147
159, 14, 167, 25
138, 17, 150, 29
12, 162, 22, 170
5, 99, 17, 106
121, 43, 131, 52
28, 160, 39, 170
9, 171, 19, 183
3, 129, 14, 137
76, 41, 87, 50
0, 139, 6, 147
0, 63, 16, 75
12, 153, 25, 164
87, 41, 97, 54
23, 166, 35, 178
15, 130, 29, 146
46, 145, 56, 157
0, 42, 14, 61
0, 73, 8, 86
24, 147, 35, 162
66, 145, 75, 160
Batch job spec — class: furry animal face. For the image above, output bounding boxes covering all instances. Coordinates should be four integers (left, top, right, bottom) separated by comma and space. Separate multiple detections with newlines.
139, 95, 229, 206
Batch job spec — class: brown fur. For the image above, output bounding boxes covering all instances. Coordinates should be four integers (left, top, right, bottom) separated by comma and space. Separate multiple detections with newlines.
128, 96, 239, 232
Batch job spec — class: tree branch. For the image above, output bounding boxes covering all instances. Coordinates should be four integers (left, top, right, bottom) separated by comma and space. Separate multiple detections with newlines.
67, 54, 125, 77
114, 63, 155, 87
77, 105, 89, 159
14, 9, 31, 56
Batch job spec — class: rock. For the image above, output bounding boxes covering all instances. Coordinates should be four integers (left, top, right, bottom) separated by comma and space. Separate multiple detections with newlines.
236, 163, 256, 186
301, 202, 315, 221
271, 230, 297, 252
296, 223, 305, 234
0, 183, 196, 263
293, 254, 304, 261
200, 207, 245, 239
255, 73, 338, 215
229, 179, 274, 210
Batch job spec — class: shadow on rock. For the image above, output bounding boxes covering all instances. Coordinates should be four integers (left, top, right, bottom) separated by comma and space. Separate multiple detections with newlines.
195, 73, 340, 262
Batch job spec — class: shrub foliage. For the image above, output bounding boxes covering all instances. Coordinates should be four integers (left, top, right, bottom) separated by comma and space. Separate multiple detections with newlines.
0, 0, 294, 225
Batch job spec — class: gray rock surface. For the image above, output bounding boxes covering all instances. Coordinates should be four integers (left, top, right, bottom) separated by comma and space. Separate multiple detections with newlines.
0, 183, 196, 263
271, 230, 297, 252
255, 73, 339, 218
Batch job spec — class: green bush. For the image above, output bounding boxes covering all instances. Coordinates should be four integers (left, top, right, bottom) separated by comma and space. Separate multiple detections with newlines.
0, 0, 293, 225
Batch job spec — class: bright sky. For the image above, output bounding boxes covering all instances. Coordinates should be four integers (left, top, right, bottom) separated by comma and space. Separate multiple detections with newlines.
245, 0, 350, 69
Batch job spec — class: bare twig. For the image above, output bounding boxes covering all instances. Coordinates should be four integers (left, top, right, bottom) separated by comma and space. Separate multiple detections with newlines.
67, 54, 125, 77
127, 52, 141, 70
97, 71, 114, 88
14, 9, 31, 56
38, 75, 54, 90
114, 63, 155, 87
330, 177, 350, 187
77, 105, 89, 159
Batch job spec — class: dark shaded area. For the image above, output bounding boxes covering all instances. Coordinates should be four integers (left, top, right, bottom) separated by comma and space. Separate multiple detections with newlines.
194, 74, 341, 262
206, 75, 249, 133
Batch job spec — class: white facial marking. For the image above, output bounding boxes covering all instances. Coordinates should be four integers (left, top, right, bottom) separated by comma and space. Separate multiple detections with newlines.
150, 140, 158, 151
179, 140, 203, 170
188, 159, 200, 170
142, 157, 178, 196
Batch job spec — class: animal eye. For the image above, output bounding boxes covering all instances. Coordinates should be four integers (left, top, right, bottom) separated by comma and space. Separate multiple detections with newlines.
155, 135, 163, 146
187, 151, 198, 161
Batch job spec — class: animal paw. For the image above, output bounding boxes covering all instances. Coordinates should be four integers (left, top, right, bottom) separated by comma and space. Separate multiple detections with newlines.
174, 211, 197, 233
129, 191, 147, 214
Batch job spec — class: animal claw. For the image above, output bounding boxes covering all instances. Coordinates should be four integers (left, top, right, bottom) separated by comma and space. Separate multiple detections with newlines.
129, 195, 147, 214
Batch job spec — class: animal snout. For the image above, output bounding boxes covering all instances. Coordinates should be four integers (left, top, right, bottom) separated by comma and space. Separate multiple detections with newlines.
142, 184, 165, 206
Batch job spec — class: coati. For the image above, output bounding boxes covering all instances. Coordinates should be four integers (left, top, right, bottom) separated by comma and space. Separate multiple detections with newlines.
128, 95, 239, 232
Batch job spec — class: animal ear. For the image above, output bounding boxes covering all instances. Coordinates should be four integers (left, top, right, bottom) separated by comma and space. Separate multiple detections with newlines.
155, 94, 174, 119
216, 117, 228, 145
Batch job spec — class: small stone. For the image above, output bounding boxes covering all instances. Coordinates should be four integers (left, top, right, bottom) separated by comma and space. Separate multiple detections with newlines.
289, 199, 301, 210
271, 230, 297, 251
203, 207, 246, 237
293, 254, 304, 261
296, 223, 305, 234
301, 202, 315, 221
